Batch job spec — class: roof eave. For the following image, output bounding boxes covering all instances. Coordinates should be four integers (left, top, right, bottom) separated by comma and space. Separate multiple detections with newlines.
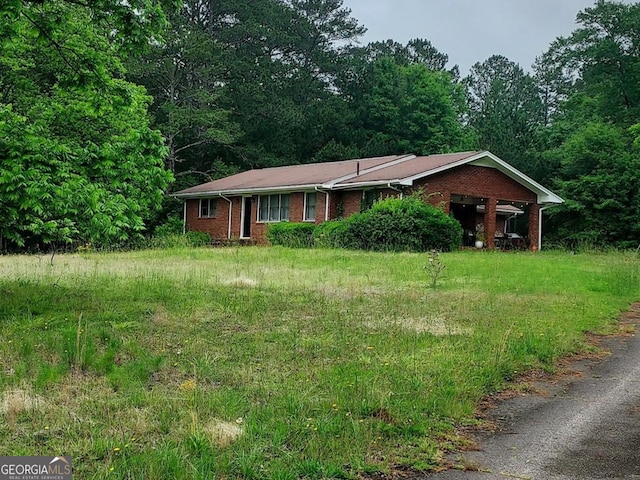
172, 183, 323, 198
477, 152, 564, 204
397, 151, 564, 205
537, 194, 564, 205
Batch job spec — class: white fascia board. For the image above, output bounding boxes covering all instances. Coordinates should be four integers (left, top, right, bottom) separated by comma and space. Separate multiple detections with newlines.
323, 154, 416, 187
171, 184, 322, 198
398, 151, 564, 205
473, 152, 564, 204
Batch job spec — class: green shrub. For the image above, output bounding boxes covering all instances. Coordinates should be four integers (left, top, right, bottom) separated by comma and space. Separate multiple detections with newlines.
186, 231, 212, 247
342, 195, 462, 252
267, 222, 315, 248
313, 220, 350, 248
154, 215, 184, 237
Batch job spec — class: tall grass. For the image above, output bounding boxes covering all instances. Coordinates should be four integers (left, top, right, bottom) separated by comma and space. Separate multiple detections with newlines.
0, 248, 638, 478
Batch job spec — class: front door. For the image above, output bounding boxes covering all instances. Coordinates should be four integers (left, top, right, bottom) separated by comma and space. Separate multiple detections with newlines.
241, 197, 252, 239
450, 202, 477, 246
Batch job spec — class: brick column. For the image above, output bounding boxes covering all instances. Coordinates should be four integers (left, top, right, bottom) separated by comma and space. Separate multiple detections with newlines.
528, 203, 540, 251
440, 192, 451, 214
484, 198, 497, 249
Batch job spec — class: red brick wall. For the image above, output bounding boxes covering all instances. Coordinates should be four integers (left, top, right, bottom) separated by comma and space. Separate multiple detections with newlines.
288, 192, 305, 222
186, 191, 331, 244
413, 165, 537, 204
338, 191, 362, 217
409, 166, 538, 248
313, 192, 330, 224
186, 198, 234, 240
185, 165, 540, 247
331, 188, 400, 218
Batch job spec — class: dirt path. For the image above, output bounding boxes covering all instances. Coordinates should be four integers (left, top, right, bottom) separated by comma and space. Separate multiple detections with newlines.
424, 303, 640, 480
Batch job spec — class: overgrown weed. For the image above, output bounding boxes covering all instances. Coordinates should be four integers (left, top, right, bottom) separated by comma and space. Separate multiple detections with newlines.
0, 248, 638, 478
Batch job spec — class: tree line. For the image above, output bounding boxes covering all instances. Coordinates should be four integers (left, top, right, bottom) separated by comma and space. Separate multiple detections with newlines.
2, 0, 639, 249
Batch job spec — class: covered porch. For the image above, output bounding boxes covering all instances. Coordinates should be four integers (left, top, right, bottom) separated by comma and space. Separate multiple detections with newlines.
448, 194, 539, 250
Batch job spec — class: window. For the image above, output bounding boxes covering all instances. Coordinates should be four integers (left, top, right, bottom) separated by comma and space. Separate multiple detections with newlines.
361, 190, 377, 212
304, 192, 317, 221
258, 194, 290, 222
199, 198, 217, 218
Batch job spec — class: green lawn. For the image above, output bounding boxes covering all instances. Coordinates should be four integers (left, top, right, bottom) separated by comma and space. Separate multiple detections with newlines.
1, 247, 638, 478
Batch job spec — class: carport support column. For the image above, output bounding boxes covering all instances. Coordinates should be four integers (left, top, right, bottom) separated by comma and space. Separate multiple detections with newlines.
529, 203, 540, 251
484, 197, 497, 249
441, 192, 451, 214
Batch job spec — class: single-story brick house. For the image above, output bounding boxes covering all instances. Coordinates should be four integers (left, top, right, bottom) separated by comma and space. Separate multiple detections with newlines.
172, 151, 563, 250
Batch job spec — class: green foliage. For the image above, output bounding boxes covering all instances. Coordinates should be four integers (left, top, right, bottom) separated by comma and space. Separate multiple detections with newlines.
267, 222, 315, 248
464, 55, 544, 176
313, 220, 350, 248
0, 1, 173, 250
532, 1, 640, 247
358, 38, 452, 72
545, 122, 640, 248
164, 0, 367, 171
345, 57, 471, 156
185, 231, 212, 247
340, 196, 462, 252
1, 0, 179, 56
125, 1, 477, 176
154, 215, 184, 238
1, 249, 639, 477
424, 250, 446, 289
564, 1, 640, 126
127, 2, 239, 174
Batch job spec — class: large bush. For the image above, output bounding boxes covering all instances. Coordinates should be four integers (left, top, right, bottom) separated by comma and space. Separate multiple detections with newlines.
267, 222, 315, 248
313, 220, 350, 248
341, 196, 462, 252
153, 215, 184, 237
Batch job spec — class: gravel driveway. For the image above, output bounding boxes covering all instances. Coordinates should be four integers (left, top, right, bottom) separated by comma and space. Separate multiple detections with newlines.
425, 304, 640, 480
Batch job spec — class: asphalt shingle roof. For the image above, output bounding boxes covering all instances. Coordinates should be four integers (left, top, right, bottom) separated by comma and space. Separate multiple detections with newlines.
172, 150, 563, 205
338, 152, 479, 184
175, 155, 410, 195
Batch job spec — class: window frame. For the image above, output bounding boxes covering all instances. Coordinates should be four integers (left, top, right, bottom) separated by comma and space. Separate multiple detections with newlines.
303, 192, 317, 222
361, 190, 377, 212
199, 198, 218, 218
257, 194, 290, 223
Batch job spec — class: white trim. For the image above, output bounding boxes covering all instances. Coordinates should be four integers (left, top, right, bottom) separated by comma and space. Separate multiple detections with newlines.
172, 184, 321, 198
220, 195, 232, 239
397, 151, 564, 205
198, 198, 218, 218
182, 201, 187, 234
257, 193, 290, 223
538, 205, 553, 251
398, 154, 481, 185
324, 191, 329, 221
174, 151, 564, 207
471, 152, 564, 204
303, 191, 317, 222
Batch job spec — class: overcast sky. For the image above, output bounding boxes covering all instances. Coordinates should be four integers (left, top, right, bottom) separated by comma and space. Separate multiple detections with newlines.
341, 0, 631, 75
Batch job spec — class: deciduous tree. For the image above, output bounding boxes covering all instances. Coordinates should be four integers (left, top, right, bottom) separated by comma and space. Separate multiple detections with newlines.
0, 2, 172, 249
